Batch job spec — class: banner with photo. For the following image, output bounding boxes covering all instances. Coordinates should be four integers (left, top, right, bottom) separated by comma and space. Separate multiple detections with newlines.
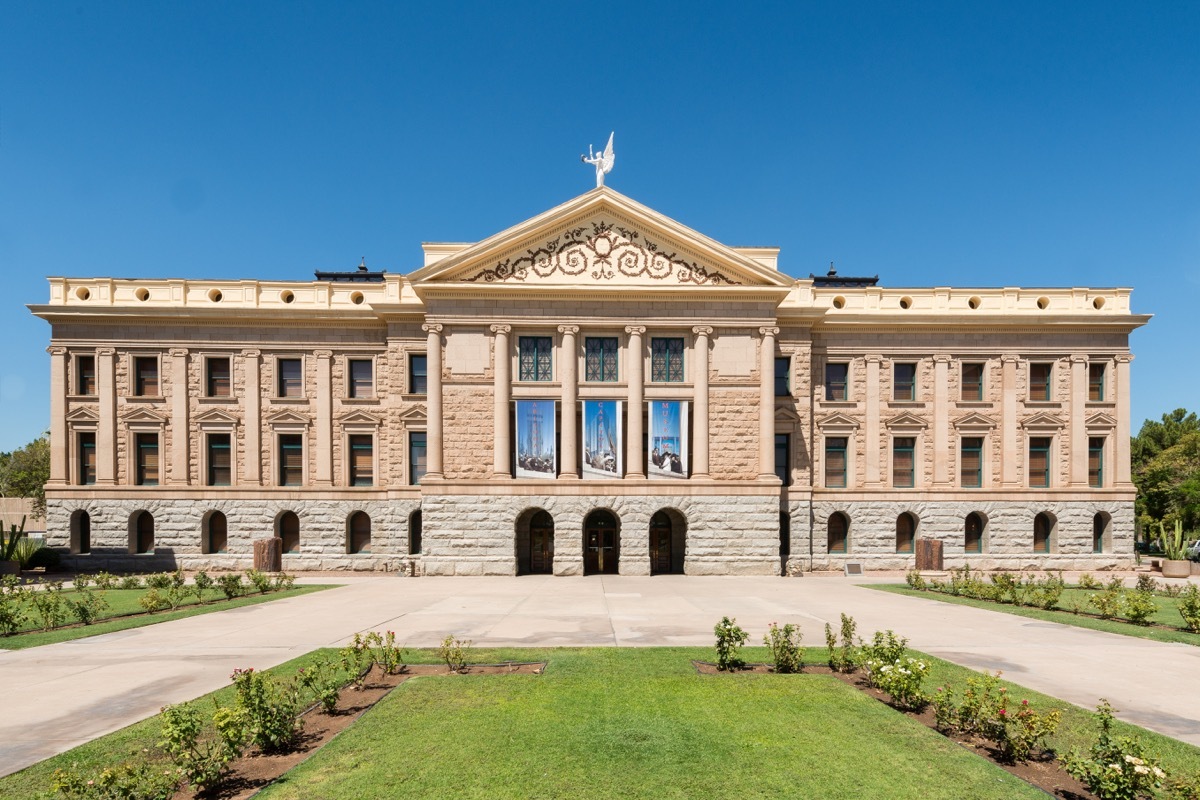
582, 400, 623, 479
515, 400, 557, 479
648, 400, 688, 479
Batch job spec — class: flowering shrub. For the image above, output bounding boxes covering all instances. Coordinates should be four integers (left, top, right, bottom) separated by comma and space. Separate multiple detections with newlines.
192, 570, 214, 603
861, 629, 907, 673
218, 573, 245, 600
67, 587, 109, 625
1135, 574, 1161, 594
246, 569, 272, 595
1062, 700, 1165, 800
340, 631, 407, 684
231, 667, 303, 753
904, 570, 926, 590
118, 574, 143, 591
1122, 589, 1158, 626
713, 616, 748, 671
763, 622, 803, 673
931, 685, 958, 731
0, 576, 28, 635
138, 588, 171, 613
1025, 574, 1066, 611
298, 657, 346, 713
1078, 572, 1101, 590
92, 571, 118, 590
865, 657, 929, 710
158, 701, 246, 793
824, 613, 859, 672
29, 581, 69, 630
438, 634, 473, 673
1090, 587, 1124, 619
49, 761, 177, 800
1179, 585, 1200, 633
933, 671, 1060, 762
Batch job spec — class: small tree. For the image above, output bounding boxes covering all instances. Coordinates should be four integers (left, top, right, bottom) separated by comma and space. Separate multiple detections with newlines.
713, 616, 748, 671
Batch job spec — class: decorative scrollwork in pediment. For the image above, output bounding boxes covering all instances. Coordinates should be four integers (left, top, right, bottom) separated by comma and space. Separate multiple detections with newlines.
464, 219, 741, 285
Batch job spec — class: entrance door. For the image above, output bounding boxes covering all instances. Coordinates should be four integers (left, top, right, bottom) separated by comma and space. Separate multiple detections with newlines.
650, 511, 672, 575
583, 510, 619, 575
528, 510, 554, 574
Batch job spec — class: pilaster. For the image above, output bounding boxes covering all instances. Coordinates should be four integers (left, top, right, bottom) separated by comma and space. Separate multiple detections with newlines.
932, 354, 950, 486
1070, 355, 1088, 486
242, 350, 262, 486
1001, 354, 1020, 486
314, 350, 333, 487
424, 324, 444, 479
97, 347, 117, 486
864, 354, 882, 487
1115, 354, 1134, 486
758, 327, 779, 480
692, 326, 712, 477
169, 348, 189, 485
490, 325, 511, 479
625, 326, 645, 479
47, 347, 68, 485
558, 326, 580, 479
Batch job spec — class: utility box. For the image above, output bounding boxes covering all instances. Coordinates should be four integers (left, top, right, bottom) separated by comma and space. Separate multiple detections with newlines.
915, 538, 944, 571
253, 537, 283, 573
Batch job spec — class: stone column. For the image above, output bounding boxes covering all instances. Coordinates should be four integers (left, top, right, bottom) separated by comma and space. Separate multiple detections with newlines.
692, 326, 712, 478
932, 355, 950, 486
625, 326, 645, 479
97, 348, 117, 485
758, 327, 779, 480
558, 326, 580, 479
169, 348, 189, 485
47, 347, 68, 485
314, 350, 333, 486
490, 325, 511, 479
1069, 355, 1088, 486
1115, 354, 1134, 486
423, 324, 444, 479
242, 350, 262, 485
1001, 354, 1019, 486
864, 354, 882, 486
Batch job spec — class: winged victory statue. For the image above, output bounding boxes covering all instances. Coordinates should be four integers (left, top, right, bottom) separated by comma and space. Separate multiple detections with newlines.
581, 132, 615, 187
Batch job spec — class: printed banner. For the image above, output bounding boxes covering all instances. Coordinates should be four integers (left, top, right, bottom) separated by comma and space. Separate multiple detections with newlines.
515, 400, 557, 479
648, 400, 688, 479
582, 400, 623, 479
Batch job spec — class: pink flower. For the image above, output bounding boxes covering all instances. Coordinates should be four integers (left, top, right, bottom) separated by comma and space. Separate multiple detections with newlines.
1021, 700, 1028, 706
998, 709, 1006, 716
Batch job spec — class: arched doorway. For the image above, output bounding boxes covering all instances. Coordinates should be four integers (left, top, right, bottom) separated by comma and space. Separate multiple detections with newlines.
1034, 512, 1054, 553
348, 511, 371, 554
1092, 512, 1109, 553
277, 511, 300, 554
132, 511, 154, 554
827, 512, 849, 554
896, 512, 916, 553
649, 509, 685, 575
409, 510, 422, 555
517, 509, 554, 575
71, 510, 91, 555
204, 511, 228, 554
964, 512, 984, 554
583, 509, 619, 575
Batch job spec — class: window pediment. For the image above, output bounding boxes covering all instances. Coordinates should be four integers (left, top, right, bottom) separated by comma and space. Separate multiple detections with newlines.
339, 410, 383, 427
953, 412, 997, 432
66, 406, 100, 423
265, 410, 311, 427
1021, 412, 1064, 432
775, 406, 802, 424
885, 412, 928, 431
194, 408, 240, 426
817, 412, 860, 432
120, 407, 168, 424
397, 406, 427, 423
1086, 411, 1117, 434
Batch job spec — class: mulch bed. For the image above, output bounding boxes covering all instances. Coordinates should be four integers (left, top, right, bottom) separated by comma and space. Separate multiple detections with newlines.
693, 660, 1096, 800
181, 662, 545, 800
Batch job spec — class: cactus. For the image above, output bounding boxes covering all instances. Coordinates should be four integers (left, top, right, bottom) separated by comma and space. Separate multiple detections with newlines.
0, 516, 27, 563
1160, 519, 1189, 562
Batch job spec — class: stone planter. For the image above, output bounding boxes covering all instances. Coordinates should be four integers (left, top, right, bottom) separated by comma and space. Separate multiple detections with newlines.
0, 560, 18, 576
1192, 561, 1200, 576
1162, 559, 1191, 579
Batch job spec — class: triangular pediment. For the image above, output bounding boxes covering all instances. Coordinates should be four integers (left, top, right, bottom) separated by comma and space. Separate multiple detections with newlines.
338, 410, 383, 426
953, 412, 997, 430
885, 412, 929, 430
1086, 412, 1117, 430
409, 188, 791, 290
120, 407, 168, 424
194, 408, 240, 425
397, 405, 427, 423
775, 406, 802, 423
1021, 412, 1064, 430
817, 412, 860, 430
65, 406, 100, 423
265, 410, 311, 426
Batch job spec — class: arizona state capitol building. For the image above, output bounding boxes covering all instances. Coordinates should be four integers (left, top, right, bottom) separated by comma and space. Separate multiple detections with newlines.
32, 186, 1149, 575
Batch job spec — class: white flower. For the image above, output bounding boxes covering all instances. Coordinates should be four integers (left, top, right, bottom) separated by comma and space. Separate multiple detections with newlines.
1134, 765, 1150, 775
1153, 767, 1166, 778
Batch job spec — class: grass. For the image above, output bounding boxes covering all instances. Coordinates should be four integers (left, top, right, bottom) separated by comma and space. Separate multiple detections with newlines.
0, 585, 333, 650
869, 584, 1200, 646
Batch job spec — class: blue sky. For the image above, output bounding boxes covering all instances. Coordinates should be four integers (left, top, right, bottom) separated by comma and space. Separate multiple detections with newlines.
1, 1, 1197, 451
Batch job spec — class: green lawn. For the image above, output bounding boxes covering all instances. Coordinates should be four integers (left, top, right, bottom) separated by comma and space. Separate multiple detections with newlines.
869, 584, 1200, 646
0, 585, 334, 650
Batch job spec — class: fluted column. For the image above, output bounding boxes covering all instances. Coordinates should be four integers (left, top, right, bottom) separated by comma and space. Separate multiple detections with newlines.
759, 327, 779, 480
932, 355, 950, 486
1070, 355, 1088, 486
864, 354, 882, 486
423, 324, 444, 479
97, 348, 117, 485
48, 347, 68, 485
242, 350, 262, 485
1001, 354, 1019, 486
625, 326, 645, 478
490, 325, 511, 478
1115, 355, 1134, 486
169, 348, 189, 485
692, 326, 712, 477
558, 325, 580, 479
314, 350, 333, 486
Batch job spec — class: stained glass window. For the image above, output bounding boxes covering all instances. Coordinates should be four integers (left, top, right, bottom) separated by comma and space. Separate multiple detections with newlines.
519, 336, 553, 381
651, 338, 684, 382
585, 337, 618, 382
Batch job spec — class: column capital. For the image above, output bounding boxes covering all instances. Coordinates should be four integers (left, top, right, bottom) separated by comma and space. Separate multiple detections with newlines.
168, 348, 189, 358
624, 325, 646, 336
314, 349, 333, 360
1069, 354, 1089, 364
864, 353, 883, 365
422, 323, 443, 334
96, 347, 116, 358
489, 324, 511, 336
758, 326, 780, 338
557, 325, 580, 336
1001, 353, 1021, 364
1114, 354, 1134, 364
692, 326, 713, 337
242, 349, 261, 359
46, 346, 68, 357
932, 354, 952, 364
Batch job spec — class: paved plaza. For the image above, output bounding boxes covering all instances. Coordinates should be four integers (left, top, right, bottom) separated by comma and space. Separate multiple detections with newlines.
2, 574, 1198, 777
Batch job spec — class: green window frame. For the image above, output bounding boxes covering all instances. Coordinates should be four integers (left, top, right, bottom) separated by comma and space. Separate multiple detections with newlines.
519, 336, 553, 382
650, 338, 684, 382
893, 363, 916, 401
585, 337, 618, 382
825, 363, 848, 401
207, 433, 231, 486
960, 437, 983, 488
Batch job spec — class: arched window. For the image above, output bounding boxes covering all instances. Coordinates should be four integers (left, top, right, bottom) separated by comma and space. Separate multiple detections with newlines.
1034, 512, 1054, 554
204, 511, 228, 554
70, 510, 91, 555
132, 511, 154, 555
349, 512, 371, 554
964, 512, 984, 554
896, 513, 916, 553
409, 510, 422, 555
1092, 513, 1109, 554
827, 512, 848, 554
278, 511, 300, 554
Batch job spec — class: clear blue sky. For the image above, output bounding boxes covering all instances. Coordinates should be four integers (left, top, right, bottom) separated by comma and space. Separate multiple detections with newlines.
1, 1, 1197, 451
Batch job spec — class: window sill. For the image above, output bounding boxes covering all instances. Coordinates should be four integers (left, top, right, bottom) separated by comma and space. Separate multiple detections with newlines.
1024, 401, 1062, 409
341, 397, 381, 405
1085, 401, 1116, 409
887, 402, 926, 409
270, 397, 310, 405
67, 394, 99, 402
124, 395, 165, 403
198, 396, 237, 404
955, 401, 993, 409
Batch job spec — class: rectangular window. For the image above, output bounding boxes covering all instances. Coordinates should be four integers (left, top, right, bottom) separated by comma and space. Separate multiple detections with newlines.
1089, 363, 1106, 401
134, 357, 159, 396
349, 434, 374, 486
206, 358, 231, 397
78, 432, 96, 485
348, 359, 374, 398
1089, 436, 1104, 488
1029, 363, 1052, 401
650, 337, 684, 382
961, 363, 984, 401
825, 363, 848, 401
775, 357, 790, 396
278, 434, 304, 486
893, 363, 916, 401
825, 437, 847, 488
277, 358, 303, 398
76, 356, 97, 396
1029, 437, 1051, 488
135, 433, 159, 486
774, 433, 791, 485
207, 433, 231, 486
960, 437, 983, 488
585, 337, 618, 382
892, 437, 915, 488
518, 336, 553, 382
409, 432, 427, 485
409, 354, 427, 394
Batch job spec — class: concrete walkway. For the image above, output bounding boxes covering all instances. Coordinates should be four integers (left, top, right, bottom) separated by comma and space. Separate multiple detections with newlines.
2, 574, 1198, 777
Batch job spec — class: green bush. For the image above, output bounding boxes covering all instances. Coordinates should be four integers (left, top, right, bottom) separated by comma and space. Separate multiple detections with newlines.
29, 581, 68, 630
1062, 700, 1165, 799
0, 576, 28, 635
272, 572, 296, 592
937, 671, 1060, 763
1179, 585, 1200, 632
159, 701, 246, 794
217, 573, 245, 600
298, 657, 346, 713
145, 573, 173, 591
712, 617, 748, 671
92, 571, 118, 590
192, 570, 214, 603
246, 569, 272, 595
825, 613, 859, 673
867, 657, 929, 711
904, 570, 926, 590
1122, 589, 1158, 626
49, 761, 176, 800
763, 622, 803, 673
1078, 573, 1101, 590
861, 629, 908, 674
231, 667, 303, 753
1090, 587, 1124, 619
118, 574, 143, 591
67, 587, 108, 626
438, 634, 473, 673
138, 588, 171, 613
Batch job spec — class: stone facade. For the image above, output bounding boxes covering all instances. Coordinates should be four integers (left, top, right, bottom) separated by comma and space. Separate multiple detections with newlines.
31, 187, 1149, 575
